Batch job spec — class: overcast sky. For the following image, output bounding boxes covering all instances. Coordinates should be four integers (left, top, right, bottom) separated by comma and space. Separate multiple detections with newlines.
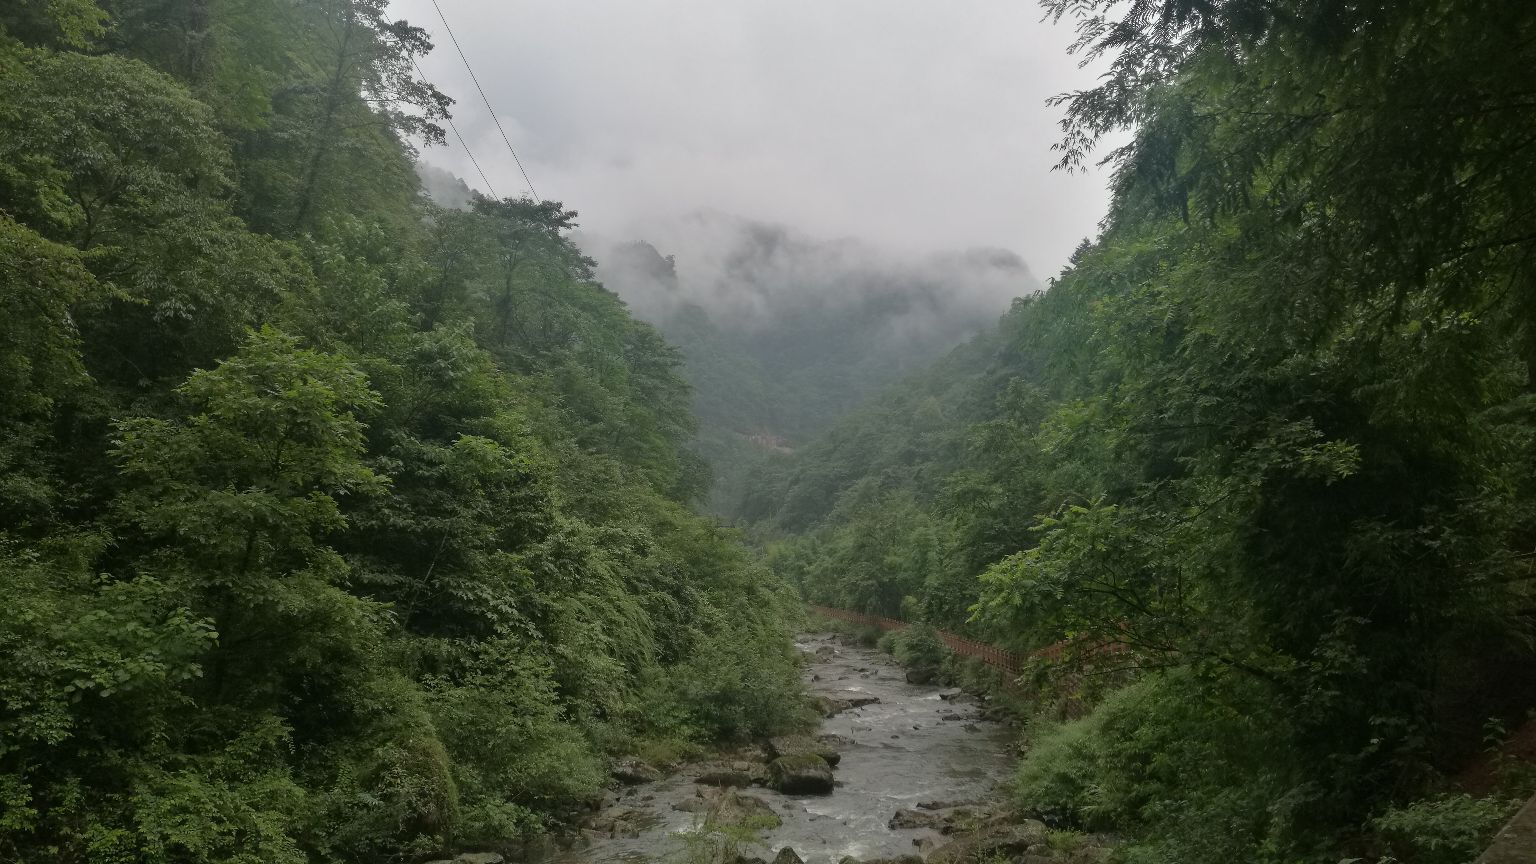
392, 0, 1115, 277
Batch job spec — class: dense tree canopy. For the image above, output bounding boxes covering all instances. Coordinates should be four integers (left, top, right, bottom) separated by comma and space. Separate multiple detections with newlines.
746, 1, 1536, 861
8, 0, 1536, 861
0, 3, 803, 861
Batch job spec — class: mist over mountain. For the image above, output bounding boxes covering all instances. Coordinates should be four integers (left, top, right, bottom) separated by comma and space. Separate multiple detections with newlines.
416, 162, 476, 210
577, 212, 1037, 512
415, 164, 1037, 509
583, 212, 1030, 329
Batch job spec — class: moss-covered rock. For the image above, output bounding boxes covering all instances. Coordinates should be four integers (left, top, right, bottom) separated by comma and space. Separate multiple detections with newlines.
767, 753, 833, 794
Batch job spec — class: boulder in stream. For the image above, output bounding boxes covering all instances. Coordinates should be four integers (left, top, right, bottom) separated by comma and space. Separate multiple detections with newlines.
810, 695, 854, 717
675, 787, 783, 829
890, 807, 975, 832
927, 819, 1049, 864
714, 789, 783, 829
695, 765, 755, 787
887, 808, 944, 830
822, 689, 880, 708
904, 667, 939, 685
773, 847, 804, 864
766, 735, 841, 766
767, 753, 834, 794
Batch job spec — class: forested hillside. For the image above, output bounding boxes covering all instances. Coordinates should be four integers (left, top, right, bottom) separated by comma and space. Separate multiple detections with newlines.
747, 0, 1536, 861
0, 3, 803, 861
585, 219, 1033, 514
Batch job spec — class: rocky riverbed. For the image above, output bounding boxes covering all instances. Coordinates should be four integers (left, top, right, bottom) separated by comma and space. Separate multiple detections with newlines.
535, 631, 1068, 864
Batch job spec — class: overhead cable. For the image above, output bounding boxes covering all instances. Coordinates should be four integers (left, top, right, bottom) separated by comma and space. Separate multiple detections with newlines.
413, 58, 499, 200
427, 0, 542, 202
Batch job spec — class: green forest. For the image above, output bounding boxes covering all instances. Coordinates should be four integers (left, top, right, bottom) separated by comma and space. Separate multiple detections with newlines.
6, 0, 1536, 863
745, 0, 1536, 861
0, 1, 804, 861
589, 230, 1029, 517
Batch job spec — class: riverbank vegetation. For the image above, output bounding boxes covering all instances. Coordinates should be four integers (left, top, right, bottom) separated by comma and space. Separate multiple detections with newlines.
0, 3, 804, 861
747, 1, 1536, 861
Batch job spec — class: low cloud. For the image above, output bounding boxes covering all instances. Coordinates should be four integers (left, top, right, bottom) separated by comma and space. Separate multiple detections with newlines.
393, 0, 1115, 277
577, 211, 1036, 339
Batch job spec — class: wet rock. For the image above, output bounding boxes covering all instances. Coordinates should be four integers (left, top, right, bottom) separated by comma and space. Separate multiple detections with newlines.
821, 689, 880, 708
610, 757, 661, 784
454, 854, 504, 864
890, 805, 978, 833
676, 787, 783, 830
767, 753, 834, 794
937, 810, 978, 834
582, 805, 657, 837
696, 766, 754, 787
815, 645, 838, 657
905, 667, 938, 685
888, 808, 945, 830
940, 713, 967, 722
810, 695, 854, 717
773, 847, 804, 864
766, 735, 841, 766
714, 789, 783, 829
927, 819, 1049, 864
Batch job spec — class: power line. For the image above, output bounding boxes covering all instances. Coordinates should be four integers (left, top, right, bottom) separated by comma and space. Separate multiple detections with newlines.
427, 0, 541, 202
413, 58, 498, 199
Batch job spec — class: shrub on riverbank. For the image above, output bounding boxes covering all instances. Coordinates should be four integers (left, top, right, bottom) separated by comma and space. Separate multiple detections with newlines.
878, 623, 947, 672
1014, 671, 1530, 864
805, 612, 884, 647
1014, 672, 1309, 859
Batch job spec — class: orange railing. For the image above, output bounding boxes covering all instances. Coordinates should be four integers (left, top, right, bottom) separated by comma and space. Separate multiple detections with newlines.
805, 604, 1032, 676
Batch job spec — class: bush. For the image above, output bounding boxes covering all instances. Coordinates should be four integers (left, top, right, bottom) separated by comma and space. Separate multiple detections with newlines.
814, 614, 882, 646
888, 624, 947, 671
426, 645, 606, 841
1371, 794, 1520, 864
655, 625, 810, 740
1013, 671, 1312, 864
